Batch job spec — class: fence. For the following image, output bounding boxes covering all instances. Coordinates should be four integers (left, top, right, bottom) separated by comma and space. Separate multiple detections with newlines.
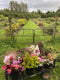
0, 27, 60, 48
14, 28, 53, 45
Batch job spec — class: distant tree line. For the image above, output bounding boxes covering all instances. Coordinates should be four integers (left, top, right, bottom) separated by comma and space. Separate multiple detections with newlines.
0, 1, 60, 18
33, 8, 60, 18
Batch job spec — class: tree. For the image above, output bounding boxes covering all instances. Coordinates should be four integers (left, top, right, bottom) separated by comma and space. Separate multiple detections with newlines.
56, 7, 60, 17
9, 1, 28, 12
37, 9, 42, 14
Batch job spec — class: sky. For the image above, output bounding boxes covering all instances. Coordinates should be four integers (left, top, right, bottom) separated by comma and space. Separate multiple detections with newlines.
0, 0, 60, 12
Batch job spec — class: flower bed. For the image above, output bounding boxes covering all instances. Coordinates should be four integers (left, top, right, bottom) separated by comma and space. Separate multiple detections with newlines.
2, 42, 58, 80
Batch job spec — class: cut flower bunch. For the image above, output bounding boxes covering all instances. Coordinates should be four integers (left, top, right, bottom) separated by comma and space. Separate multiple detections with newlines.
2, 42, 58, 76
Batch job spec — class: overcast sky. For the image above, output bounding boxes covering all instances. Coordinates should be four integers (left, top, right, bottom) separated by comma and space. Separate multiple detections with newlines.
0, 0, 60, 12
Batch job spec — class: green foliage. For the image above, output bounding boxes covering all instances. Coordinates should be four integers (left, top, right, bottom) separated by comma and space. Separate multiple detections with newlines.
56, 7, 60, 17
46, 21, 50, 24
18, 19, 27, 26
46, 46, 58, 54
22, 53, 39, 70
43, 28, 53, 35
48, 17, 55, 22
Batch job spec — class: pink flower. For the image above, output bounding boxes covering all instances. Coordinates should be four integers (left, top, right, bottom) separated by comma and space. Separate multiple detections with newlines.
38, 57, 44, 62
4, 54, 15, 64
10, 56, 13, 60
13, 65, 19, 69
31, 54, 35, 57
7, 69, 11, 74
4, 56, 9, 64
13, 60, 18, 65
2, 66, 7, 71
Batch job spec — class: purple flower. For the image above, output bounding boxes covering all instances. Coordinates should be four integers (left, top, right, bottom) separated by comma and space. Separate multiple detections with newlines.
13, 60, 18, 65
20, 66, 24, 72
40, 50, 43, 54
45, 51, 48, 56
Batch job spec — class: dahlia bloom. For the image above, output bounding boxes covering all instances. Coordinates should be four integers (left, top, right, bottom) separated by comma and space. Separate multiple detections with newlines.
7, 69, 11, 74
13, 65, 19, 69
2, 66, 7, 71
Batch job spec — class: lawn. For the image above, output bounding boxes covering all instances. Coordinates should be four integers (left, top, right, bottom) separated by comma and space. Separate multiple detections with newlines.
0, 19, 60, 80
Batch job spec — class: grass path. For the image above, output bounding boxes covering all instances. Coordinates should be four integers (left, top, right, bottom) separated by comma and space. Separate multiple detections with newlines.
15, 20, 51, 48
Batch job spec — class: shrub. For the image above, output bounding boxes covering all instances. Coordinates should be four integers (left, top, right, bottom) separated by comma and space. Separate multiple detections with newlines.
46, 21, 50, 24
38, 21, 44, 26
38, 18, 42, 21
56, 22, 60, 25
43, 27, 53, 35
18, 19, 27, 26
58, 17, 60, 21
48, 17, 55, 22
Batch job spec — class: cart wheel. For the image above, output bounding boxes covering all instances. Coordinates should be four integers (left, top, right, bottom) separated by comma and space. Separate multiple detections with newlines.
42, 71, 52, 80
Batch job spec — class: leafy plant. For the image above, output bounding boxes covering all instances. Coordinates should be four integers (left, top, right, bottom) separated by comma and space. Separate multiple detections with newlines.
18, 19, 27, 26
22, 53, 39, 70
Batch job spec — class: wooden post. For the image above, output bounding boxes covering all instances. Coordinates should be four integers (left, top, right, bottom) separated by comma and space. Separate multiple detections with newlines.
8, 16, 12, 39
53, 14, 57, 39
8, 16, 11, 31
8, 16, 14, 47
33, 30, 35, 44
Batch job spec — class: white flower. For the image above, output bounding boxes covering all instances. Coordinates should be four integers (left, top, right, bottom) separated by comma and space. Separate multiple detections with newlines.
33, 46, 40, 56
18, 57, 20, 63
29, 45, 35, 50
49, 61, 53, 64
39, 64, 43, 67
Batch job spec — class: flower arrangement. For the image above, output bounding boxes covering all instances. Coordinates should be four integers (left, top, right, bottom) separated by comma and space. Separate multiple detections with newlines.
2, 42, 58, 76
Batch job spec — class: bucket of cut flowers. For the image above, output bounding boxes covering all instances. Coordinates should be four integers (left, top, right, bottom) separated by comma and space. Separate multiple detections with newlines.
2, 42, 58, 80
